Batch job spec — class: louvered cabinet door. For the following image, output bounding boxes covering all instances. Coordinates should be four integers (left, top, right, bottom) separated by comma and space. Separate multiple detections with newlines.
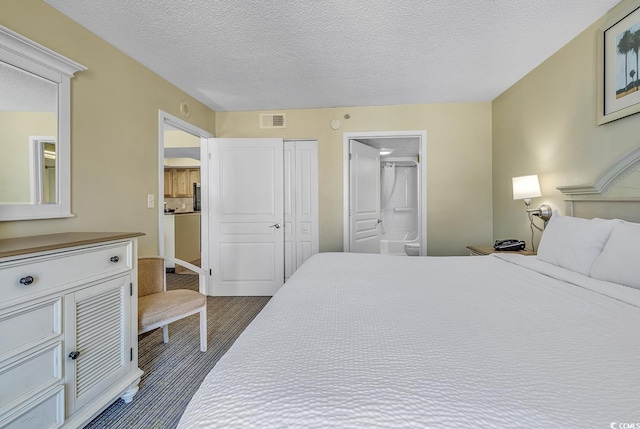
64, 275, 131, 415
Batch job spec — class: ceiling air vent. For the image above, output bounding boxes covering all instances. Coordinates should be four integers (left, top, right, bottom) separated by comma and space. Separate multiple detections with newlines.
260, 113, 286, 129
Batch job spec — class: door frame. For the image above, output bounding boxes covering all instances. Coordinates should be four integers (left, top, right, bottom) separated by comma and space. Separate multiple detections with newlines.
157, 111, 213, 281
342, 130, 427, 255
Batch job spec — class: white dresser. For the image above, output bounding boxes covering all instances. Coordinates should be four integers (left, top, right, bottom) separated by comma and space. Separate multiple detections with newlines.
0, 232, 144, 429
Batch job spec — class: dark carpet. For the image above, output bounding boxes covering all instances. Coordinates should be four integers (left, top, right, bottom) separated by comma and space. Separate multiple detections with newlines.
84, 274, 270, 428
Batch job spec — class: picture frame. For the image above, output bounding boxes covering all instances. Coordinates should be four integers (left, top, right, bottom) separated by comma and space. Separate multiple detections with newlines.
598, 5, 640, 125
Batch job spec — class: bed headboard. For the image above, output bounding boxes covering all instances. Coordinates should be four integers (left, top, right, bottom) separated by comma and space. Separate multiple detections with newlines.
556, 146, 640, 222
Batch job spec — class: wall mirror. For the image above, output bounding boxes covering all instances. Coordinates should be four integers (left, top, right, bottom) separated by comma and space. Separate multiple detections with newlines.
0, 25, 85, 221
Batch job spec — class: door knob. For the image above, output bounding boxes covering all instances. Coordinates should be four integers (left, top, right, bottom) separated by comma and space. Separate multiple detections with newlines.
377, 219, 382, 224
269, 223, 281, 229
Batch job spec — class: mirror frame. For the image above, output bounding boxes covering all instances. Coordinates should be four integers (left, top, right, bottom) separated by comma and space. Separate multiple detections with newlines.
0, 25, 86, 221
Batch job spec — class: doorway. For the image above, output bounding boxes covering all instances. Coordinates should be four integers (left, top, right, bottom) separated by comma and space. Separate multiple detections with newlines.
343, 131, 427, 256
157, 111, 213, 278
158, 118, 319, 296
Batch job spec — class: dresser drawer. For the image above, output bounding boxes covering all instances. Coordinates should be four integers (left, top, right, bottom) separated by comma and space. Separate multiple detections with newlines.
0, 299, 61, 358
0, 342, 62, 409
0, 241, 132, 302
2, 386, 64, 429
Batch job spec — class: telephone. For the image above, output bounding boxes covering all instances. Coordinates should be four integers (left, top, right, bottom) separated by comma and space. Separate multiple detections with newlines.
493, 239, 526, 251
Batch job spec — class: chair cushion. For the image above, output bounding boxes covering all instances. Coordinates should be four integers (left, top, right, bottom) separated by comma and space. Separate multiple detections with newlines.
139, 290, 206, 328
138, 257, 166, 297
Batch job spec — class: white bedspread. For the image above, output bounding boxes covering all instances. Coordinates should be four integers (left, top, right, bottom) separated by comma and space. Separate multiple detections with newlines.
178, 253, 640, 428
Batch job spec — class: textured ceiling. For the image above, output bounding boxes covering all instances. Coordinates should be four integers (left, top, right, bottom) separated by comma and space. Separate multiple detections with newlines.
44, 0, 620, 112
0, 61, 57, 111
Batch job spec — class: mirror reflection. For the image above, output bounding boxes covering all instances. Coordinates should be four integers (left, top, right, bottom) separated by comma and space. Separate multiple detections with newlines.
0, 60, 58, 205
42, 142, 56, 204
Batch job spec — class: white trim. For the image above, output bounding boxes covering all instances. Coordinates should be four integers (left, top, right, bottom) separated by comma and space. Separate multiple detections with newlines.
557, 146, 640, 196
157, 111, 213, 294
0, 25, 85, 222
343, 130, 427, 255
557, 146, 640, 223
0, 25, 86, 78
29, 136, 56, 205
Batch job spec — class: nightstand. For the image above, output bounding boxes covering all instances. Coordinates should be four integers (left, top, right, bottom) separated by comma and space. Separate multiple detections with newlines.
466, 245, 536, 256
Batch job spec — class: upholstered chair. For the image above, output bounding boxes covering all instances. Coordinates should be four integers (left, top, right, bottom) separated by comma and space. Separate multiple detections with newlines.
138, 257, 207, 352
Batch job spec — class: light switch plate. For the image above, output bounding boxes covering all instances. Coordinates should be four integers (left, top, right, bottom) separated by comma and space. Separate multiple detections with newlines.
147, 194, 155, 208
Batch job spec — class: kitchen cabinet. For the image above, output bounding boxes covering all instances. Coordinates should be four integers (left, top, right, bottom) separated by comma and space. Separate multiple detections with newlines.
164, 169, 173, 198
189, 169, 200, 187
0, 232, 143, 428
164, 168, 200, 198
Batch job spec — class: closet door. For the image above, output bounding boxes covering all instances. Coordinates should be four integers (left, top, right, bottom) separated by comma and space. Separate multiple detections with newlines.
284, 140, 319, 280
208, 138, 284, 296
284, 142, 296, 280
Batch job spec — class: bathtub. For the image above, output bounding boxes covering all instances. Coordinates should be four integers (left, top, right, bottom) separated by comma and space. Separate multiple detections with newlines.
380, 231, 419, 256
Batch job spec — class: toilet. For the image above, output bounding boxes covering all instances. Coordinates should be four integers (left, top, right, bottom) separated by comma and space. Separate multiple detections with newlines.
404, 242, 420, 256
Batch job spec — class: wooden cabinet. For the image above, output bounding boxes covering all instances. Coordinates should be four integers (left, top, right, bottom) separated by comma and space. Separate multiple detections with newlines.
164, 169, 173, 198
0, 233, 143, 429
189, 169, 200, 187
164, 168, 200, 198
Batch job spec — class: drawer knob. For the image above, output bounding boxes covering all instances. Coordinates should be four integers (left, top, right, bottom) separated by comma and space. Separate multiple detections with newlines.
110, 256, 120, 263
19, 276, 34, 285
69, 351, 80, 360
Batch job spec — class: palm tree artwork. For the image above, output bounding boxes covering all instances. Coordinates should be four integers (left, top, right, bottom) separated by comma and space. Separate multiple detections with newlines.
618, 30, 633, 96
633, 30, 640, 92
616, 25, 640, 98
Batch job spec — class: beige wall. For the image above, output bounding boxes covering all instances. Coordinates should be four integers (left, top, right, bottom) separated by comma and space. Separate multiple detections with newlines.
0, 0, 216, 254
2, 2, 493, 257
0, 112, 56, 203
217, 103, 493, 255
164, 130, 201, 167
492, 0, 640, 249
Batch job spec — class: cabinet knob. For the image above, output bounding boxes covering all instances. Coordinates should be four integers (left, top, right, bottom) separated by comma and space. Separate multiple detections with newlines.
110, 256, 120, 263
69, 351, 80, 360
19, 276, 34, 285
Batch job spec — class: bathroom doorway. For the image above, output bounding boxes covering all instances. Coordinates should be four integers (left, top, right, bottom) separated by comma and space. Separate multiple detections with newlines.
343, 131, 427, 256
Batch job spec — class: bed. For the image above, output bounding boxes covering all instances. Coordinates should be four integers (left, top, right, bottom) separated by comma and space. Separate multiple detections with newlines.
178, 155, 640, 428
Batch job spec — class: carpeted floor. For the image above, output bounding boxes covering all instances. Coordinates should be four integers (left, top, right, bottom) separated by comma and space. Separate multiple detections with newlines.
85, 273, 270, 428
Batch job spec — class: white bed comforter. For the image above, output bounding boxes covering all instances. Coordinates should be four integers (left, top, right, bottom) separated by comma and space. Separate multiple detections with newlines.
178, 252, 640, 428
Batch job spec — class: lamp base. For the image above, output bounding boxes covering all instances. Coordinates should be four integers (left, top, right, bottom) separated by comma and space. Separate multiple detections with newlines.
527, 204, 552, 221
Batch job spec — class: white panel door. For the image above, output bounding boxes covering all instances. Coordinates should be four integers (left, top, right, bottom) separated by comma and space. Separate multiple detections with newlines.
283, 142, 295, 280
283, 140, 319, 280
349, 140, 381, 253
293, 141, 319, 267
209, 138, 284, 296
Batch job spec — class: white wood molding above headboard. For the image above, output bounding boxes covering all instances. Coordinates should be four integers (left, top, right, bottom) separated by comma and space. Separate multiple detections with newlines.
557, 147, 640, 221
556, 146, 640, 197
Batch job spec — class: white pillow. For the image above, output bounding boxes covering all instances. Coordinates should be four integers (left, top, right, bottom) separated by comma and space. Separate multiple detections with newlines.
590, 222, 640, 289
536, 214, 620, 275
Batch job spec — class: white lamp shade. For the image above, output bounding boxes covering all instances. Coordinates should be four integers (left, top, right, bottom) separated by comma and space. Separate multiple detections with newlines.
512, 175, 542, 200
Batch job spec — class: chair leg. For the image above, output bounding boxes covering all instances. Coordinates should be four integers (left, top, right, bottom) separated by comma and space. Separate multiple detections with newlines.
163, 325, 169, 343
199, 307, 207, 352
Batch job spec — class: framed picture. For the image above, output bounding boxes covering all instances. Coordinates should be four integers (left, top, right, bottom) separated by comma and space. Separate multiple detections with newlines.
598, 5, 640, 125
